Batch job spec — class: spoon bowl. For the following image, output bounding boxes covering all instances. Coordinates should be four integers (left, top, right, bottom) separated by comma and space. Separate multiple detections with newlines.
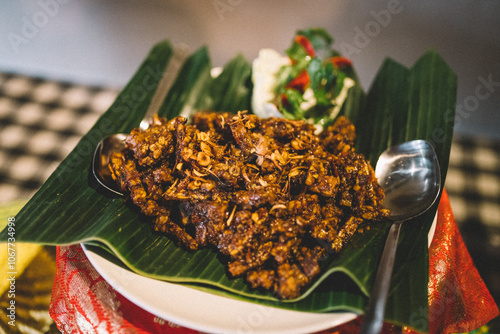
375, 140, 441, 220
360, 139, 441, 334
92, 133, 127, 196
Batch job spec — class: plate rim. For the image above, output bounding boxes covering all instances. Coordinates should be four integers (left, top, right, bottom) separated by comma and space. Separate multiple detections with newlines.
82, 244, 358, 334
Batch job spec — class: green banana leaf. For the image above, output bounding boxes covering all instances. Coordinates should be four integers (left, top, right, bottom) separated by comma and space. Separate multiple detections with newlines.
0, 40, 456, 332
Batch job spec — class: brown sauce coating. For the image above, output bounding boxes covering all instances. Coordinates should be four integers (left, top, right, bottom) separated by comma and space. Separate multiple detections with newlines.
109, 111, 389, 299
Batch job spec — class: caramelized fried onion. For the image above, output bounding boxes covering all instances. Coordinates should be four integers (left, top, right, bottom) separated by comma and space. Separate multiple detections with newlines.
109, 111, 389, 299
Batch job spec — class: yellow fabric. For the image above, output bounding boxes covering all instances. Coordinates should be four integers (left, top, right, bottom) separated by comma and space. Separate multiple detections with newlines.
0, 200, 40, 295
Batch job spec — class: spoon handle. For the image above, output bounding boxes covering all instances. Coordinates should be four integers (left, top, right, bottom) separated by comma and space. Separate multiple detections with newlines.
140, 44, 190, 130
359, 221, 403, 334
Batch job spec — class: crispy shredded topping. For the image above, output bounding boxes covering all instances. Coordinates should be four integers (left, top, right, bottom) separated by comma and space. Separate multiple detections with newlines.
109, 111, 389, 299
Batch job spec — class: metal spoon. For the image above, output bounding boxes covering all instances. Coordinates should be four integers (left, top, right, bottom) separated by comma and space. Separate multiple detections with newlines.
359, 139, 441, 334
92, 44, 189, 196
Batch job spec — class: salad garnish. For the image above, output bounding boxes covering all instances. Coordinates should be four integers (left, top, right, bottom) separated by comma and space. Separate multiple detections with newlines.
252, 28, 356, 132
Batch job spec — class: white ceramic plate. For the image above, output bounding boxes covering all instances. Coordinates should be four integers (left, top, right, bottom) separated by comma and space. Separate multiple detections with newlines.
82, 213, 437, 334
82, 244, 357, 334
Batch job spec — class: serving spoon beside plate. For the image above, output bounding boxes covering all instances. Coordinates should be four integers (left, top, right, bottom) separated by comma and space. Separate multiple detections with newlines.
360, 139, 441, 334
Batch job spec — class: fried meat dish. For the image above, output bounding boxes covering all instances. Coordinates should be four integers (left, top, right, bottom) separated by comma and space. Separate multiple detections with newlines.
109, 111, 389, 299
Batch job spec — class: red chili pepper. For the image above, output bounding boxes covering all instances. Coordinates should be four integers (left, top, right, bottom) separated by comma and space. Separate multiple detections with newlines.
295, 35, 316, 57
280, 94, 291, 109
329, 56, 353, 68
286, 69, 310, 94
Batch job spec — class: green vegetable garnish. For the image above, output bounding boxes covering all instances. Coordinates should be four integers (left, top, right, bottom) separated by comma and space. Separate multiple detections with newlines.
274, 28, 355, 128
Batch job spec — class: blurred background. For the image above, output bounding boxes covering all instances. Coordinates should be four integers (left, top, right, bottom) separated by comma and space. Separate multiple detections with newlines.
0, 0, 499, 332
1, 1, 499, 139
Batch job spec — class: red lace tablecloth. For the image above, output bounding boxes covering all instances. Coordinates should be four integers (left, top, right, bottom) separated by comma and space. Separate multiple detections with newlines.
49, 190, 499, 333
